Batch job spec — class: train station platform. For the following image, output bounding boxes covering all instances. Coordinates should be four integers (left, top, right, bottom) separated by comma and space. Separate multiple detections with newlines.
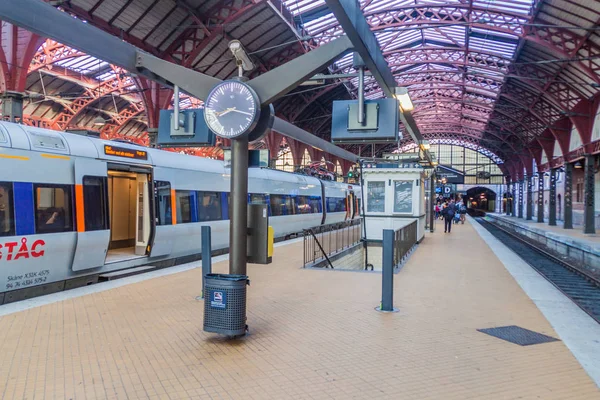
486, 213, 600, 275
0, 219, 599, 399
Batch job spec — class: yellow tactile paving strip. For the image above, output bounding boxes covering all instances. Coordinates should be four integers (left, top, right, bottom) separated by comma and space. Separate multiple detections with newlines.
0, 219, 598, 400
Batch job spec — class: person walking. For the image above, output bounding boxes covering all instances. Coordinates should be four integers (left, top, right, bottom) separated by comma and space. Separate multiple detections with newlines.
442, 199, 456, 233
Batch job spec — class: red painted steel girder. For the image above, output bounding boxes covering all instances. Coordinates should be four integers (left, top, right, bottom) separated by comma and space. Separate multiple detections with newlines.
314, 4, 600, 82
29, 39, 86, 72
162, 0, 264, 67
50, 65, 138, 130
0, 23, 45, 92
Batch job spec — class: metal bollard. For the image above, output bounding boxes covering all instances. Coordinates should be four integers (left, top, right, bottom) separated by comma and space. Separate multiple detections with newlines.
377, 229, 398, 312
201, 225, 212, 299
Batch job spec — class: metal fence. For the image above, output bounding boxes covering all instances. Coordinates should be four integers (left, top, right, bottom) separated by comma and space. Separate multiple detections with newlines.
393, 221, 418, 267
303, 219, 362, 268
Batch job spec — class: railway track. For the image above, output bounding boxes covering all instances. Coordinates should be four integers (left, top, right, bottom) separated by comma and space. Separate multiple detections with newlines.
476, 217, 600, 324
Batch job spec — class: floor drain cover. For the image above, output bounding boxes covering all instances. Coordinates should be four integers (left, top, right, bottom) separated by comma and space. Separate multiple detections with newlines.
477, 325, 560, 346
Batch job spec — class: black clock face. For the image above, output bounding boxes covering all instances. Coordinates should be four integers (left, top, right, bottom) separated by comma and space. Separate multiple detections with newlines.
204, 80, 260, 138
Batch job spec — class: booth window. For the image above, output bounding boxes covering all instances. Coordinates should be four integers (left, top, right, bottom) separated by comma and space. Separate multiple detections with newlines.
367, 181, 385, 213
34, 184, 74, 234
155, 181, 172, 225
0, 182, 14, 237
393, 180, 413, 213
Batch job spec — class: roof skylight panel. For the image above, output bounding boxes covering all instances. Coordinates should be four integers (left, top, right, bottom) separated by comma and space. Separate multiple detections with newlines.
424, 26, 466, 47
377, 30, 421, 53
469, 35, 517, 58
472, 0, 533, 15
283, 0, 326, 16
302, 12, 338, 35
361, 0, 414, 15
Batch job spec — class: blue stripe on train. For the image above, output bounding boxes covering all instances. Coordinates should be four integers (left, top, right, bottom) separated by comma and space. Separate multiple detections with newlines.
13, 182, 35, 235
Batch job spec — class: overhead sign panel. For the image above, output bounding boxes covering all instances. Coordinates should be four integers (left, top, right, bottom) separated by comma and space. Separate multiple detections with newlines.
104, 145, 147, 160
331, 98, 399, 143
156, 109, 216, 147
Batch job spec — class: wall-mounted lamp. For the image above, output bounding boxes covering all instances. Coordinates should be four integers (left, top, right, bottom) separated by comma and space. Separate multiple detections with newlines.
420, 140, 431, 150
574, 160, 583, 169
394, 86, 414, 112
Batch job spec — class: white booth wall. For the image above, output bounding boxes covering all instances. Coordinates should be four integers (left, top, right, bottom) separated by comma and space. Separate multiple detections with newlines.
362, 167, 426, 241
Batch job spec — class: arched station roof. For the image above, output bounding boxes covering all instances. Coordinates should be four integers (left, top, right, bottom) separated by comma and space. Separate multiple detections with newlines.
0, 0, 599, 178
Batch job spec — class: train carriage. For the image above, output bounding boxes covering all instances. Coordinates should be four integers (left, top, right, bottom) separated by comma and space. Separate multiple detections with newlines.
0, 121, 360, 304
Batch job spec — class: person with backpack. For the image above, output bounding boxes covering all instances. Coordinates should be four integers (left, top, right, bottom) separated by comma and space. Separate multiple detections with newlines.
459, 201, 467, 224
441, 199, 456, 233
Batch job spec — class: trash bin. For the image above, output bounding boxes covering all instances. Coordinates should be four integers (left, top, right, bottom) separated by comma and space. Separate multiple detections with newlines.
203, 274, 248, 337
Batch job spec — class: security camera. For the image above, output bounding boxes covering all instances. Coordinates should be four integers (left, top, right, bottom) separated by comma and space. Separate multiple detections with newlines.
228, 40, 254, 72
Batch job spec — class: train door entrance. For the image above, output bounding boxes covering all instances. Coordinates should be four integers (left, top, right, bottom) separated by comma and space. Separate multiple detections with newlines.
105, 167, 151, 263
347, 191, 357, 219
72, 158, 111, 271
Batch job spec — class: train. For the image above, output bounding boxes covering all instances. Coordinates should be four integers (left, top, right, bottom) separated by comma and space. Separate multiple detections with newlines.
0, 121, 361, 304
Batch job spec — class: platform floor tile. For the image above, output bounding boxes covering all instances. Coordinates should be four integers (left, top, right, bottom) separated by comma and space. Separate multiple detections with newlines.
0, 219, 598, 399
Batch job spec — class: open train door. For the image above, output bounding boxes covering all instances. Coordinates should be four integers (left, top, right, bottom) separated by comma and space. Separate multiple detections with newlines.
72, 158, 110, 271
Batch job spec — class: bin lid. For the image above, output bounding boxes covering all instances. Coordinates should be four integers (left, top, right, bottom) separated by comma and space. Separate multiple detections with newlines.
205, 273, 248, 281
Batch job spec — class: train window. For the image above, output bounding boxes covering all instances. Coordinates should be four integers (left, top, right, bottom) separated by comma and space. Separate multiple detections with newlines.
367, 181, 385, 212
249, 194, 267, 205
83, 176, 108, 231
155, 181, 172, 225
270, 195, 296, 216
310, 196, 322, 213
326, 197, 345, 213
0, 182, 14, 237
33, 184, 74, 234
296, 196, 313, 214
198, 191, 222, 222
176, 191, 193, 224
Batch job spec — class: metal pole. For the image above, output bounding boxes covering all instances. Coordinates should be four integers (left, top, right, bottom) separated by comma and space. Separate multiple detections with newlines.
506, 182, 511, 216
429, 174, 435, 232
537, 172, 544, 223
511, 184, 516, 217
229, 137, 249, 275
173, 85, 180, 131
518, 180, 524, 218
381, 229, 394, 312
357, 66, 365, 125
526, 175, 533, 220
564, 163, 573, 229
549, 168, 557, 226
201, 225, 212, 298
584, 154, 596, 234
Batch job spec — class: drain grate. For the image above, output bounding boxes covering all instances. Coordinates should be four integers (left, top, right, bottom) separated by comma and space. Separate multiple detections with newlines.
477, 325, 560, 346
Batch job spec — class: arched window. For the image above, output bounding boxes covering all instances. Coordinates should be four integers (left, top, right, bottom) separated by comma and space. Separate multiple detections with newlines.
275, 147, 294, 172
301, 149, 311, 166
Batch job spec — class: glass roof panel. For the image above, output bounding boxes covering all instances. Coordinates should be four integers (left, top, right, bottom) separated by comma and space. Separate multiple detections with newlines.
282, 0, 326, 16
55, 55, 109, 74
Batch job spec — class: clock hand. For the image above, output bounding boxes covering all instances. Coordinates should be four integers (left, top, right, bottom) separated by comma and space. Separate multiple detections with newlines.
230, 109, 253, 116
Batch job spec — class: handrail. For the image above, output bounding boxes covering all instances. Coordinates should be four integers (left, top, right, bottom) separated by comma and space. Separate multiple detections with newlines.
393, 221, 418, 267
303, 219, 362, 268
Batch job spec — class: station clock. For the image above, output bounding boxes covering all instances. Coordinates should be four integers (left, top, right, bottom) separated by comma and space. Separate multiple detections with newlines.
204, 80, 261, 139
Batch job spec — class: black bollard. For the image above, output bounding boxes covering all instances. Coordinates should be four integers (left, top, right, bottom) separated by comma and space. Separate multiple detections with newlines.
201, 225, 212, 299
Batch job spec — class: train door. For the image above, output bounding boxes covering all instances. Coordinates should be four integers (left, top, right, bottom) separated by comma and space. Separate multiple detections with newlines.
348, 191, 357, 219
72, 158, 111, 271
105, 165, 152, 263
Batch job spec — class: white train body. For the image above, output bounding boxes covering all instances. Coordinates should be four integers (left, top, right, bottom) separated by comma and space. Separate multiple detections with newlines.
0, 121, 360, 303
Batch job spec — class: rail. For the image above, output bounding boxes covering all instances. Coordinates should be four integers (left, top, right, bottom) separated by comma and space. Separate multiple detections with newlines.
393, 221, 418, 267
303, 219, 362, 268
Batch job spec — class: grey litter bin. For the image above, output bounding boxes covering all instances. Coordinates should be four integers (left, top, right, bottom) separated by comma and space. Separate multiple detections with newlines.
203, 274, 248, 337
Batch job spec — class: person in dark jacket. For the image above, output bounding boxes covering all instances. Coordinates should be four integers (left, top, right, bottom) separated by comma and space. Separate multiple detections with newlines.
442, 200, 456, 233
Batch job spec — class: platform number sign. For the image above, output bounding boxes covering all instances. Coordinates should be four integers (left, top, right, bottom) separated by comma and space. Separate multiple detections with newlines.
210, 290, 227, 309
